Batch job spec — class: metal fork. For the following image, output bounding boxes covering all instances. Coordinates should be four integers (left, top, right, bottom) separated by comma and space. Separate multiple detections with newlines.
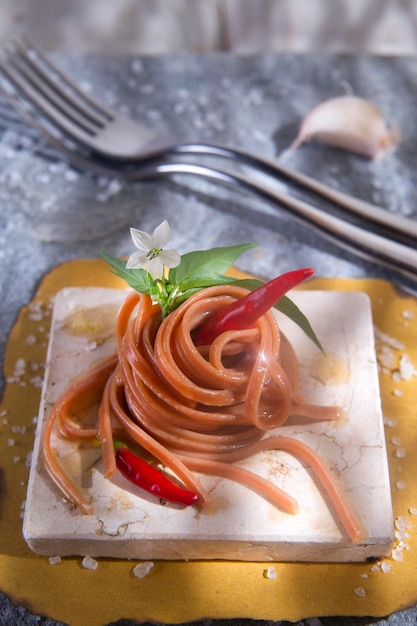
1, 37, 417, 282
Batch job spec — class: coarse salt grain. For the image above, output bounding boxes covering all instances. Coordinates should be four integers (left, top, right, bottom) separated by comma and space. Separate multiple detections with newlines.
132, 561, 154, 579
30, 376, 44, 388
409, 508, 417, 515
381, 562, 392, 573
354, 587, 366, 597
263, 566, 277, 580
48, 556, 61, 566
398, 354, 417, 380
374, 329, 405, 350
395, 529, 410, 540
396, 481, 407, 490
395, 447, 406, 458
392, 548, 403, 562
395, 516, 412, 530
82, 556, 98, 571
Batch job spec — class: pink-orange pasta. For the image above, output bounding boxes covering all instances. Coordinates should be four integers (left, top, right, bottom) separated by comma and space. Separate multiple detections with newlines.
42, 285, 364, 542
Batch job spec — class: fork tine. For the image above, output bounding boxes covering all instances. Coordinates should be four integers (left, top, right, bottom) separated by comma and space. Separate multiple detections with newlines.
0, 82, 124, 177
13, 36, 113, 126
0, 53, 104, 143
1, 42, 102, 135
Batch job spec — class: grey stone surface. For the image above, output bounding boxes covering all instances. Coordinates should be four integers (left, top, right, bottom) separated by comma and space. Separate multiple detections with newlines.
1, 53, 417, 625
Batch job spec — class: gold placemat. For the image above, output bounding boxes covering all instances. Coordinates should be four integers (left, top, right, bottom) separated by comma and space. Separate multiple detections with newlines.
1, 259, 416, 625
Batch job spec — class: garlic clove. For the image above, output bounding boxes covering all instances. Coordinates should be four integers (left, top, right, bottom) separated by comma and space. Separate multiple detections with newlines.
288, 95, 400, 159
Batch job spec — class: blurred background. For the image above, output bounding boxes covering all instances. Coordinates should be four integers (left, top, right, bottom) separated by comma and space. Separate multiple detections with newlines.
1, 0, 417, 56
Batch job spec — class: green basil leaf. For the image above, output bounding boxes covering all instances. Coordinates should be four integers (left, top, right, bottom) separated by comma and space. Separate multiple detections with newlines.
101, 251, 154, 294
276, 295, 324, 353
169, 243, 257, 292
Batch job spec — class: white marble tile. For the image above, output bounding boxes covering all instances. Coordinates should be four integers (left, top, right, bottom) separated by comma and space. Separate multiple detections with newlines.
23, 287, 393, 561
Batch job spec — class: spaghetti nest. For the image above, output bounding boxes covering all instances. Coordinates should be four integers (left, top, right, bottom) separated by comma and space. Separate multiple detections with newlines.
43, 285, 363, 542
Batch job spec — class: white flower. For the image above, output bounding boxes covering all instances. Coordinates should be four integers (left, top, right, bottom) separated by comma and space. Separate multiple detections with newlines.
126, 220, 180, 279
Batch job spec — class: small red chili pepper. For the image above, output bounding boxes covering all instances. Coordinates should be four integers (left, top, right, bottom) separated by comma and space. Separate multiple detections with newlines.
195, 267, 314, 346
115, 446, 200, 506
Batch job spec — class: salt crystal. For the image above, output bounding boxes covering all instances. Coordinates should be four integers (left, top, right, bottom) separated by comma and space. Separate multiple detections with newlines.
82, 556, 98, 571
132, 561, 154, 579
395, 530, 410, 540
80, 81, 92, 94
392, 548, 404, 562
25, 335, 37, 346
7, 438, 15, 447
247, 88, 263, 106
395, 447, 406, 458
48, 556, 61, 566
384, 417, 397, 428
391, 436, 401, 445
30, 377, 44, 389
14, 358, 26, 375
402, 310, 414, 320
396, 481, 407, 490
398, 354, 417, 380
409, 508, 417, 515
64, 169, 79, 182
395, 516, 411, 530
130, 59, 144, 74
176, 88, 189, 99
96, 178, 123, 202
263, 566, 277, 580
392, 388, 403, 397
37, 173, 51, 184
374, 329, 405, 350
380, 562, 391, 573
354, 587, 366, 597
147, 109, 162, 121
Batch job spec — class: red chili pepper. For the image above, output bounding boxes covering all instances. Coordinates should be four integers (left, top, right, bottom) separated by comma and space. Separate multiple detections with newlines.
115, 446, 200, 506
195, 267, 314, 346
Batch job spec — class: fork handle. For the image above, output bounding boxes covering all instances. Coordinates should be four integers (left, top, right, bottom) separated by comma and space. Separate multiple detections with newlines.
125, 161, 417, 284
164, 143, 417, 245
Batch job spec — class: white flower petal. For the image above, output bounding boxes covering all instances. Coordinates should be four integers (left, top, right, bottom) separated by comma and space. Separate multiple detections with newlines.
151, 220, 171, 248
145, 257, 164, 279
126, 251, 148, 269
130, 227, 153, 252
160, 249, 181, 268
